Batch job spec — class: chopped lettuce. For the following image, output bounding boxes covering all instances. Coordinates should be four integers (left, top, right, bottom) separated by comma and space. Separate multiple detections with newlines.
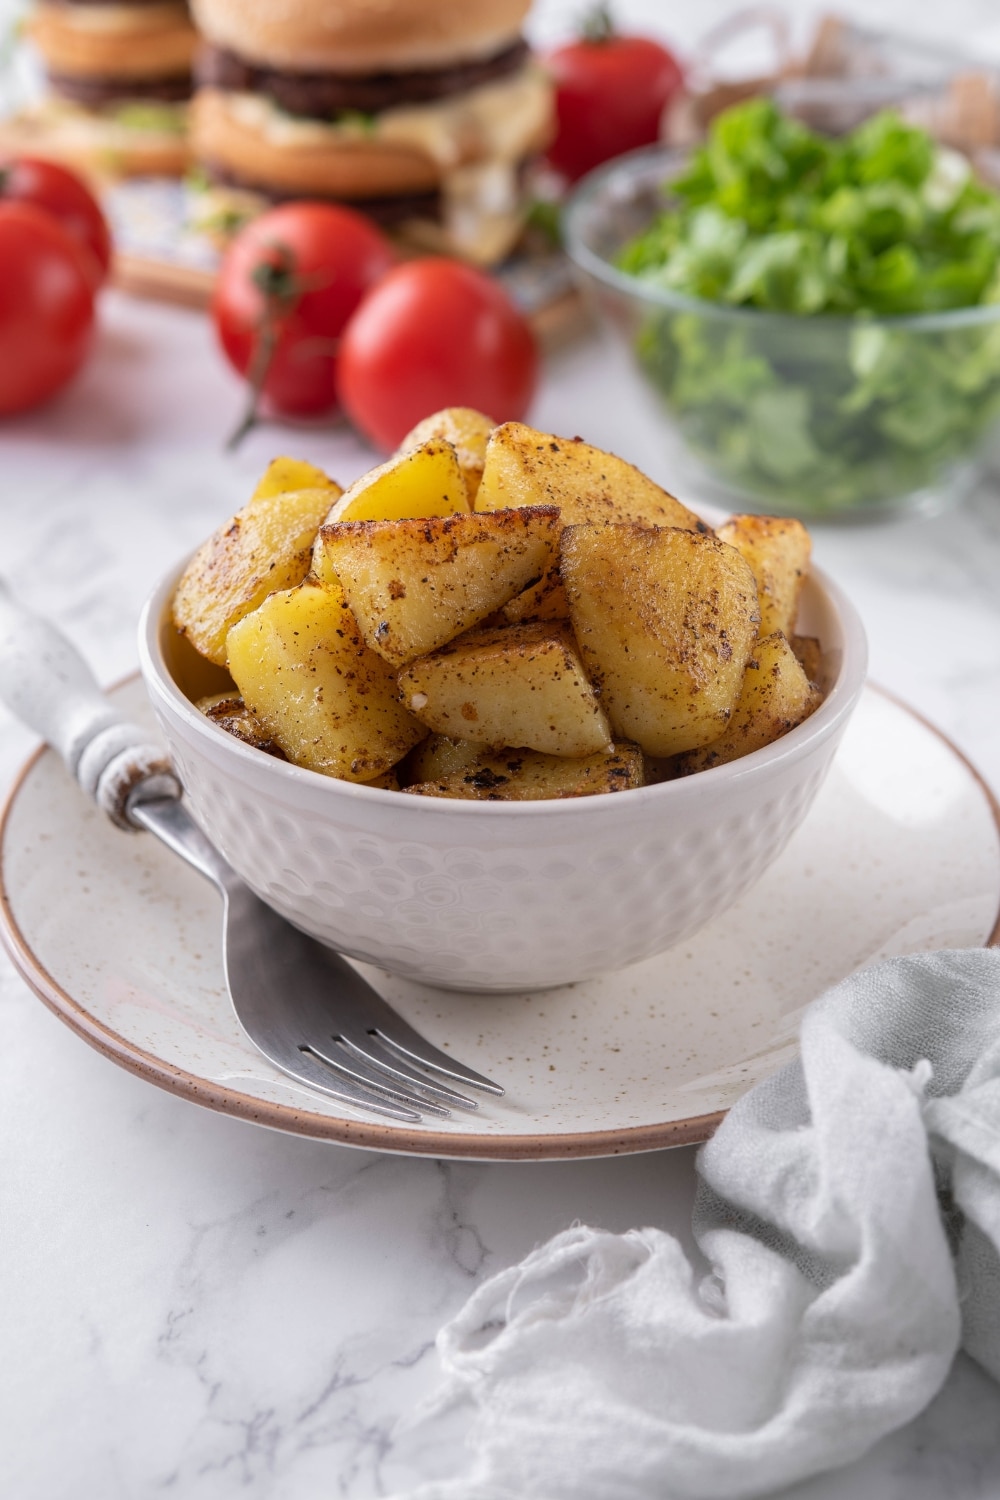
618, 101, 1000, 512
111, 102, 187, 135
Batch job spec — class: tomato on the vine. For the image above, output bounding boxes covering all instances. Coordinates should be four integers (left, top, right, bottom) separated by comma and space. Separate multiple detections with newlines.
545, 7, 684, 182
337, 258, 538, 452
212, 202, 397, 425
0, 201, 96, 416
0, 156, 111, 287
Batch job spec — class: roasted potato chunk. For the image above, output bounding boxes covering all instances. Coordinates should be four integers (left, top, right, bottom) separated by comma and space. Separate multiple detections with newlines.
399, 621, 613, 757
314, 507, 560, 668
675, 633, 823, 774
359, 768, 401, 790
791, 634, 824, 688
405, 734, 484, 782
251, 455, 338, 500
495, 564, 570, 625
403, 743, 644, 799
226, 579, 425, 782
643, 755, 680, 786
321, 437, 469, 527
173, 479, 340, 666
716, 515, 811, 639
196, 693, 288, 760
475, 422, 707, 532
397, 408, 495, 502
562, 524, 760, 756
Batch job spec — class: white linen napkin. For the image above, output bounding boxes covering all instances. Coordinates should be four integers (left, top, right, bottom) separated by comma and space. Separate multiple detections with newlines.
394, 949, 1000, 1499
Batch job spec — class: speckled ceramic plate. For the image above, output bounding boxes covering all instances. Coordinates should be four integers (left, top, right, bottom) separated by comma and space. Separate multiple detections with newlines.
1, 679, 998, 1159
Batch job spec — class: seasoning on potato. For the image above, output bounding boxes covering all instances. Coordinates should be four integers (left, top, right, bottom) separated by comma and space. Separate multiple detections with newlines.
170, 409, 827, 799
560, 523, 760, 756
314, 506, 561, 666
399, 620, 613, 758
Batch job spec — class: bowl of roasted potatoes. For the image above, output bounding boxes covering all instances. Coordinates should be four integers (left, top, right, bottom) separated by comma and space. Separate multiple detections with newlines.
139, 407, 867, 991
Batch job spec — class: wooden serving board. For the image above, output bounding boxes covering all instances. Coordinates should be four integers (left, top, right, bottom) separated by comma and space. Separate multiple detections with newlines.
113, 252, 214, 308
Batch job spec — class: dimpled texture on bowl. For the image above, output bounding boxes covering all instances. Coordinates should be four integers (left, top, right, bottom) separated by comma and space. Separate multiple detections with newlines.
139, 561, 866, 992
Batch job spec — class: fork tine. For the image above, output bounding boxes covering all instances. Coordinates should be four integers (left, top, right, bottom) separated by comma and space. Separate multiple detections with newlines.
274, 1046, 423, 1122
306, 1040, 453, 1118
339, 1032, 481, 1111
216, 886, 505, 1119
374, 1021, 505, 1097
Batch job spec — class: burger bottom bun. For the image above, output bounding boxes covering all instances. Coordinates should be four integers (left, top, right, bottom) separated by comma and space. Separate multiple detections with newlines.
0, 100, 191, 180
190, 90, 441, 199
29, 3, 197, 82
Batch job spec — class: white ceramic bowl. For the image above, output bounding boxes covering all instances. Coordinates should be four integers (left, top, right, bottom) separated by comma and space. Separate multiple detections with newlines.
138, 546, 867, 992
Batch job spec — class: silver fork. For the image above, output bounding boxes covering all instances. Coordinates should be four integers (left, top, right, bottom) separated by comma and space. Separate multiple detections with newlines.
0, 580, 503, 1124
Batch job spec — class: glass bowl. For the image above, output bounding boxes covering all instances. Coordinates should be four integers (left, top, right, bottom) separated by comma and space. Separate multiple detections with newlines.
564, 146, 1000, 521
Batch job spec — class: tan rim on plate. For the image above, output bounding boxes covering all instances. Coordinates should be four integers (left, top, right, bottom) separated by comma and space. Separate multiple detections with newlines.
2, 682, 998, 1159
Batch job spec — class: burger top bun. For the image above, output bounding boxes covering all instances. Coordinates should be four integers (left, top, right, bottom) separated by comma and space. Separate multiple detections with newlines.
191, 0, 532, 74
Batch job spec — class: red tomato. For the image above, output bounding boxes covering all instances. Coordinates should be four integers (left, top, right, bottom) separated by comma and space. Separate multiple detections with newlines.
0, 156, 111, 286
545, 14, 684, 182
0, 202, 96, 416
337, 258, 538, 451
212, 202, 396, 417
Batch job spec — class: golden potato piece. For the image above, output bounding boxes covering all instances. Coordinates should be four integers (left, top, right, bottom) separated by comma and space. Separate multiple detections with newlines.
251, 455, 338, 500
397, 408, 495, 502
405, 734, 484, 782
643, 755, 680, 786
321, 438, 470, 527
562, 524, 760, 756
196, 693, 287, 759
495, 564, 570, 625
475, 422, 707, 532
173, 484, 340, 667
226, 579, 425, 782
399, 621, 613, 758
791, 634, 824, 688
403, 743, 644, 800
314, 507, 560, 668
675, 633, 823, 774
359, 768, 401, 790
716, 514, 811, 639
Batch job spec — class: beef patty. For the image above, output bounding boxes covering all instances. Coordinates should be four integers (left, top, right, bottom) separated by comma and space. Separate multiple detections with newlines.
196, 37, 530, 120
49, 70, 192, 104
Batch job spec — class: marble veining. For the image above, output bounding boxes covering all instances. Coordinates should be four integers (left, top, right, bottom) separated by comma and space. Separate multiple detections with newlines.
4, 0, 1000, 1490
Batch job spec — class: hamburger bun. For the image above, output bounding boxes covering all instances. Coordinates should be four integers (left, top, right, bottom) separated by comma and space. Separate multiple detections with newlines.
191, 90, 442, 199
191, 0, 532, 74
29, 2, 197, 83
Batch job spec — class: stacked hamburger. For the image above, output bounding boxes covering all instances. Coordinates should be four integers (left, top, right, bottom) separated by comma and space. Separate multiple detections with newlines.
189, 0, 553, 263
19, 0, 198, 175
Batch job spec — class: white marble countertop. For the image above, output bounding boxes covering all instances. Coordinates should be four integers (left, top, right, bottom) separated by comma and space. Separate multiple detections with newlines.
4, 2, 1000, 1494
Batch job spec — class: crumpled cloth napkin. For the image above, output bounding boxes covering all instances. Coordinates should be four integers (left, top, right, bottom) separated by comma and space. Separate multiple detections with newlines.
396, 948, 1000, 1499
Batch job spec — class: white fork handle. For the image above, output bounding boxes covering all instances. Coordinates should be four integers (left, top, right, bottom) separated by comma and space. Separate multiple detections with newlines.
0, 578, 180, 829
